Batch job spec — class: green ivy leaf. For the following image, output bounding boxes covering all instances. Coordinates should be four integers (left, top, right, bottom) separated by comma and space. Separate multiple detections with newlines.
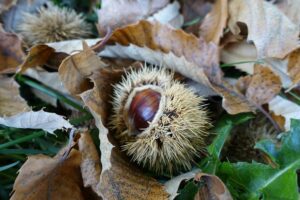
218, 161, 299, 200
218, 119, 300, 200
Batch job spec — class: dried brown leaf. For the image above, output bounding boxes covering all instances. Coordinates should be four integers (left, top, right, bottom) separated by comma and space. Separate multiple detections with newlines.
228, 0, 299, 59
78, 131, 102, 197
99, 20, 254, 114
0, 76, 29, 116
11, 149, 84, 200
97, 0, 169, 35
194, 173, 232, 200
212, 81, 255, 114
0, 29, 25, 74
59, 42, 107, 96
236, 65, 281, 105
199, 0, 228, 44
287, 48, 300, 87
19, 44, 55, 73
101, 20, 222, 84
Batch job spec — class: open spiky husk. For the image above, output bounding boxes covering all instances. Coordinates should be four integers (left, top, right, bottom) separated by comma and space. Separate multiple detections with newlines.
110, 67, 211, 174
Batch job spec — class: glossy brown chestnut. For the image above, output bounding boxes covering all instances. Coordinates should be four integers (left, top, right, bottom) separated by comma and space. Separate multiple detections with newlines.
128, 89, 161, 132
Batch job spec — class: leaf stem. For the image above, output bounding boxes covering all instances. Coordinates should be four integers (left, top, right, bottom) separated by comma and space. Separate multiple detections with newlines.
220, 60, 264, 68
287, 91, 300, 105
183, 17, 203, 27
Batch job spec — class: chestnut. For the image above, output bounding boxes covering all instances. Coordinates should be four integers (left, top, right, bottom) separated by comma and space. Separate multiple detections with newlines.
128, 89, 161, 133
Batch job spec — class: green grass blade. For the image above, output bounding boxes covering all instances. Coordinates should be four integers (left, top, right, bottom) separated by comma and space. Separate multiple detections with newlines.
183, 17, 203, 27
0, 161, 20, 172
0, 131, 45, 149
220, 60, 264, 68
69, 114, 93, 125
0, 149, 50, 155
288, 91, 300, 105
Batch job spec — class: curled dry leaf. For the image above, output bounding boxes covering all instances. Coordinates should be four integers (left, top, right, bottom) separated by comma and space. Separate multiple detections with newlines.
17, 43, 78, 106
0, 28, 25, 74
18, 40, 106, 104
0, 76, 30, 116
18, 44, 55, 73
199, 0, 228, 44
228, 0, 299, 59
269, 96, 300, 130
194, 173, 232, 200
235, 65, 281, 106
59, 42, 107, 96
97, 0, 169, 35
164, 169, 200, 200
0, 110, 73, 134
99, 20, 254, 114
78, 131, 102, 197
11, 149, 85, 200
18, 43, 73, 73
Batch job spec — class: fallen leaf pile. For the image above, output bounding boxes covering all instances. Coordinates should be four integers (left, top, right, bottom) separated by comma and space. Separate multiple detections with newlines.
1, 0, 300, 199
